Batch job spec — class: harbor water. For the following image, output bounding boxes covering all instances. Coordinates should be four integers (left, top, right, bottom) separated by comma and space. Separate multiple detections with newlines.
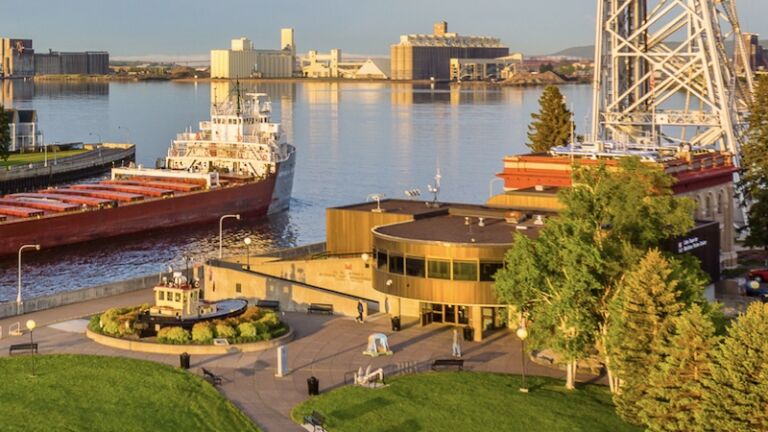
0, 80, 593, 301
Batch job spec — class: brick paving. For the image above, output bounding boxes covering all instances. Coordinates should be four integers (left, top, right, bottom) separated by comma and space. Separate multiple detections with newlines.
0, 291, 601, 432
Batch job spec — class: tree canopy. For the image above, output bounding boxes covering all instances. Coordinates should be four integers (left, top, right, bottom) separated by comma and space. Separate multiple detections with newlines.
741, 74, 768, 250
526, 85, 574, 153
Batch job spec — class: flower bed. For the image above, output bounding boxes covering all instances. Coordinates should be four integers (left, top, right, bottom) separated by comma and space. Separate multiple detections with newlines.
88, 305, 288, 345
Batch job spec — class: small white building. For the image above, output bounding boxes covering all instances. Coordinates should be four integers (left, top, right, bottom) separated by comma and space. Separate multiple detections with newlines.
4, 108, 40, 152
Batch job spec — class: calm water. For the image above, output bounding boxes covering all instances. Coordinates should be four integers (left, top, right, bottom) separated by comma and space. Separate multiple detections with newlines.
0, 79, 593, 301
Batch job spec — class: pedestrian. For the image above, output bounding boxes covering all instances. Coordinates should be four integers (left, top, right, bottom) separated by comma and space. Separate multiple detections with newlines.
452, 328, 462, 358
357, 299, 364, 324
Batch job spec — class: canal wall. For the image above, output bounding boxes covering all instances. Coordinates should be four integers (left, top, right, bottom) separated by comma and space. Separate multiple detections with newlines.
0, 143, 135, 194
0, 272, 162, 319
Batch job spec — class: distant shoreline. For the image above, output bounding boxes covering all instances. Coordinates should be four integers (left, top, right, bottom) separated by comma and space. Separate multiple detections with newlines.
19, 74, 590, 87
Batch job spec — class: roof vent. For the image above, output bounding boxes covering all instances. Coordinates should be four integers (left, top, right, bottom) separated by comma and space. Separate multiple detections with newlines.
534, 185, 545, 191
505, 211, 527, 224
478, 217, 485, 227
533, 215, 545, 225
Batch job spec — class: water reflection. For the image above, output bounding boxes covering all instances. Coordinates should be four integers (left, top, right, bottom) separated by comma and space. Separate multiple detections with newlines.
0, 79, 594, 300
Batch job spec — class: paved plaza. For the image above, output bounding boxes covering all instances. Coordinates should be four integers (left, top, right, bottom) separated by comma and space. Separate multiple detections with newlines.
0, 289, 599, 432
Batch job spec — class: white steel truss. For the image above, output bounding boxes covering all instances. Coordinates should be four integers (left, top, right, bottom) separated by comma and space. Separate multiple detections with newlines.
591, 0, 753, 155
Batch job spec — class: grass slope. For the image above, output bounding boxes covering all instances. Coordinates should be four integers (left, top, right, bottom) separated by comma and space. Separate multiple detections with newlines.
292, 372, 641, 432
0, 354, 259, 432
0, 149, 87, 167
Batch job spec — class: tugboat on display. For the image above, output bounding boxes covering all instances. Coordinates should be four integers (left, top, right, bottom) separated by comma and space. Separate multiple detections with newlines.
0, 91, 296, 257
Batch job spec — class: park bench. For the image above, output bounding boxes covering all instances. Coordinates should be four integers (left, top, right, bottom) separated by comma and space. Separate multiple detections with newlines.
431, 358, 464, 371
303, 410, 326, 432
307, 303, 334, 315
201, 367, 222, 386
9, 343, 38, 356
256, 299, 280, 311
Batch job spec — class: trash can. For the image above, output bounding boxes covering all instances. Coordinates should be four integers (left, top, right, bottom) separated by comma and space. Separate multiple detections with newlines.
307, 376, 319, 396
463, 327, 474, 341
391, 316, 401, 332
179, 352, 191, 369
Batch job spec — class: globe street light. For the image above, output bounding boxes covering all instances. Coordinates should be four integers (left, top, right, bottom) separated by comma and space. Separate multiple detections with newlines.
117, 125, 131, 143
244, 237, 252, 270
361, 253, 370, 268
219, 214, 241, 259
17, 244, 41, 315
26, 319, 37, 377
516, 326, 529, 393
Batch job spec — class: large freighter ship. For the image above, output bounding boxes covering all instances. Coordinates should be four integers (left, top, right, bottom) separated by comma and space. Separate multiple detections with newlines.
0, 92, 296, 257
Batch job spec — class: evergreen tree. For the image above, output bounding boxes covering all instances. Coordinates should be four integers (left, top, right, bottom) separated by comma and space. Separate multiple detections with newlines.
741, 74, 768, 250
638, 305, 718, 432
0, 104, 10, 162
698, 303, 768, 431
608, 250, 688, 424
526, 85, 574, 153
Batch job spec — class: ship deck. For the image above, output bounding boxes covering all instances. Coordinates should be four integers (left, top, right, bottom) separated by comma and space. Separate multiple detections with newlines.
0, 175, 252, 224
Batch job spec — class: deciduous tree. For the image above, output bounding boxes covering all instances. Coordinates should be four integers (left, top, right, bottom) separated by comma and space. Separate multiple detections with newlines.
741, 74, 768, 251
526, 85, 574, 153
698, 302, 768, 431
638, 305, 717, 432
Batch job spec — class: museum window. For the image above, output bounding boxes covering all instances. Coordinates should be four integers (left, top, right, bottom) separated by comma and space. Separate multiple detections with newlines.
236, 283, 242, 293
389, 254, 405, 275
480, 262, 504, 282
376, 249, 388, 270
427, 259, 451, 280
175, 292, 181, 302
405, 257, 426, 277
157, 291, 164, 301
453, 260, 478, 281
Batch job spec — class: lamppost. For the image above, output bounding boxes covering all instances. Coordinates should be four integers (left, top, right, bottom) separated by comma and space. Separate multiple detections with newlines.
26, 319, 36, 377
17, 244, 41, 315
516, 325, 529, 393
361, 253, 370, 268
218, 214, 241, 259
89, 132, 102, 143
244, 237, 252, 270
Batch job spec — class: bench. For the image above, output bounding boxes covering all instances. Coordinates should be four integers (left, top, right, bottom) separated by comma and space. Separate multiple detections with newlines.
201, 367, 222, 385
256, 299, 280, 311
431, 359, 464, 371
9, 343, 38, 356
307, 303, 334, 315
303, 410, 326, 432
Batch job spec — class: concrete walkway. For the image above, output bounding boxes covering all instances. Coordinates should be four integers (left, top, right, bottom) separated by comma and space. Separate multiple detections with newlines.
0, 294, 600, 432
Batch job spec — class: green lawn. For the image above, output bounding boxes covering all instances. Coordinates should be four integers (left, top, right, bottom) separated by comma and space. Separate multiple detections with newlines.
0, 354, 259, 432
0, 149, 88, 167
292, 372, 641, 432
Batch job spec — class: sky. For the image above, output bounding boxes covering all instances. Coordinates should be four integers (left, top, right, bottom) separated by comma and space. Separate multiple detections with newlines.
2, 0, 768, 60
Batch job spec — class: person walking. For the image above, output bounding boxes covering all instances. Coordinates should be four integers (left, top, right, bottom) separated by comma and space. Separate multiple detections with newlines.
357, 299, 364, 324
452, 328, 462, 358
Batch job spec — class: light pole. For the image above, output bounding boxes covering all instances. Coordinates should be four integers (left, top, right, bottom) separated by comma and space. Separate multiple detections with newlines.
489, 177, 503, 199
219, 214, 241, 259
244, 237, 252, 270
517, 326, 529, 393
89, 132, 102, 144
26, 319, 36, 377
361, 253, 370, 268
17, 244, 41, 315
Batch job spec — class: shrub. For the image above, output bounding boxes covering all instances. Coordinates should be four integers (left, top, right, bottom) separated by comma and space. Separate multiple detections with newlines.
241, 306, 262, 322
88, 315, 102, 334
238, 322, 258, 338
215, 323, 236, 340
100, 308, 121, 336
192, 322, 214, 344
257, 312, 280, 329
158, 326, 191, 344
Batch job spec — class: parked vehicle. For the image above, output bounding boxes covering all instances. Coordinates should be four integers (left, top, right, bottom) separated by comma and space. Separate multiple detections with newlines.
748, 268, 768, 283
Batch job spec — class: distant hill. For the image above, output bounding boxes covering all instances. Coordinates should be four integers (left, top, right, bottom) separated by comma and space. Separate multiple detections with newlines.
550, 40, 768, 60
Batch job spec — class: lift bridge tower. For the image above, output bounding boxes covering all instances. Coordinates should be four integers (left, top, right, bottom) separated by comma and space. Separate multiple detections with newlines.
590, 0, 753, 157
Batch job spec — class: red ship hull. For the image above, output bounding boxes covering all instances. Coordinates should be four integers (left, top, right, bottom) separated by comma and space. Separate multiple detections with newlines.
0, 173, 278, 258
